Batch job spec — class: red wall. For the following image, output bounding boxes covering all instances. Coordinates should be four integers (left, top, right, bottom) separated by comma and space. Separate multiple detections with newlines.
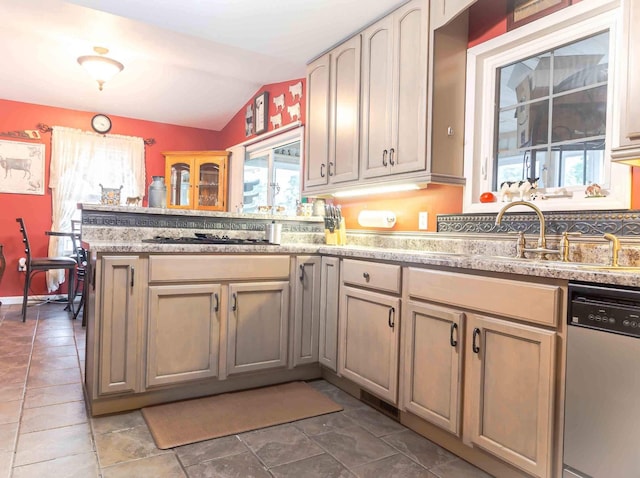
218, 79, 306, 149
0, 99, 221, 298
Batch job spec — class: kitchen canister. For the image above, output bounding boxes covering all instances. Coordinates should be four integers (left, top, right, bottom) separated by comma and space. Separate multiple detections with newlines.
265, 221, 282, 244
148, 176, 167, 208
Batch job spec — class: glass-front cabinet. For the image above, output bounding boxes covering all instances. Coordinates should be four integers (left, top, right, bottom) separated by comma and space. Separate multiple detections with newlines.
163, 151, 229, 211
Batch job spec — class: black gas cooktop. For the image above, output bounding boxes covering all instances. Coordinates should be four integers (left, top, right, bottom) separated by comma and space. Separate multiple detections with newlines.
142, 233, 273, 245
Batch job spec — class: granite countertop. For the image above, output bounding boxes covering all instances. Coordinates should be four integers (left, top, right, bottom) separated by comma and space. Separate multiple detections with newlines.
85, 240, 639, 288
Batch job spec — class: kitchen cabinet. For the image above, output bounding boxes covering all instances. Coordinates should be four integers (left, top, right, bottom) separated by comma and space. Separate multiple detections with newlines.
429, 0, 476, 30
318, 256, 340, 371
226, 281, 289, 375
96, 255, 144, 396
612, 0, 640, 162
338, 259, 401, 404
146, 284, 221, 387
402, 300, 464, 436
304, 35, 361, 193
163, 151, 228, 211
405, 267, 560, 478
291, 255, 321, 367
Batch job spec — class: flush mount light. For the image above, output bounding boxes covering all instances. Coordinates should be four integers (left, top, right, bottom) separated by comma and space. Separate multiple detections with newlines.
77, 46, 124, 91
332, 183, 421, 198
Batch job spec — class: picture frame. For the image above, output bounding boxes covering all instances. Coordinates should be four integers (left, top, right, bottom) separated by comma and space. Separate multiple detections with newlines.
0, 139, 45, 195
507, 0, 570, 31
253, 91, 269, 135
245, 103, 254, 137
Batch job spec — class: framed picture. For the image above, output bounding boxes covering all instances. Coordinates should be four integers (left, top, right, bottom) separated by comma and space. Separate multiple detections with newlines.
507, 0, 570, 31
0, 139, 45, 195
245, 103, 254, 137
253, 91, 269, 135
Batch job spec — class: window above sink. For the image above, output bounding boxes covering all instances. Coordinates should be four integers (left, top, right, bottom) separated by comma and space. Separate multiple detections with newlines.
463, 0, 630, 213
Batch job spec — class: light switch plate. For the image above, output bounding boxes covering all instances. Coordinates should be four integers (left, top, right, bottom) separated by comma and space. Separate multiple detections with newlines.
419, 212, 428, 230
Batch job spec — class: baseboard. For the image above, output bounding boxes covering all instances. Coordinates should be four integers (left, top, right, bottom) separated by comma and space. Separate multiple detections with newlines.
0, 294, 67, 305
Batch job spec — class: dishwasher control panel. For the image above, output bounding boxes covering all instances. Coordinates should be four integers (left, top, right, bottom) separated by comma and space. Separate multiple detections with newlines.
569, 282, 640, 338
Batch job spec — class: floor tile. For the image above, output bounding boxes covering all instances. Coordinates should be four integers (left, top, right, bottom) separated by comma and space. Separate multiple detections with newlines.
28, 354, 79, 372
0, 401, 22, 425
0, 451, 12, 478
293, 411, 357, 436
0, 343, 32, 357
92, 410, 147, 435
0, 365, 28, 385
311, 425, 397, 468
33, 335, 76, 347
185, 450, 271, 478
382, 429, 458, 469
30, 345, 77, 359
351, 453, 431, 477
0, 422, 18, 453
0, 354, 30, 368
270, 453, 354, 478
429, 458, 494, 478
23, 382, 84, 409
102, 453, 186, 478
14, 423, 94, 466
343, 407, 406, 437
20, 400, 88, 433
240, 424, 323, 468
27, 366, 80, 388
176, 435, 248, 467
34, 328, 74, 338
0, 383, 24, 402
11, 452, 99, 478
315, 386, 366, 411
94, 424, 167, 467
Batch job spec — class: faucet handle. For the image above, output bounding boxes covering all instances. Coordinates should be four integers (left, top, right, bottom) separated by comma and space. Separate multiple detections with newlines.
603, 233, 621, 267
508, 231, 526, 258
560, 232, 581, 262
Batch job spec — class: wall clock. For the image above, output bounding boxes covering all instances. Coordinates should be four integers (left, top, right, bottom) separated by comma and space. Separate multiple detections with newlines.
91, 114, 112, 134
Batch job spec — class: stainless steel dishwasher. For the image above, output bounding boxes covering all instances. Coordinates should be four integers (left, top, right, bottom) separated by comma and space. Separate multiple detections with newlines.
563, 282, 640, 478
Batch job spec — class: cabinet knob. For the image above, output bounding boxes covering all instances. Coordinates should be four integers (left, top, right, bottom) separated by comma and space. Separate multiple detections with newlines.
363, 272, 370, 282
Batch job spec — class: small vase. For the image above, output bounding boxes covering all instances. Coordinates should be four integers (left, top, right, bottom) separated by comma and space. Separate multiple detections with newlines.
148, 176, 167, 208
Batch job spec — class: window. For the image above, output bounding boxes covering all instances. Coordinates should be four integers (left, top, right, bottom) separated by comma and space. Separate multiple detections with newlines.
242, 128, 302, 215
464, 0, 630, 212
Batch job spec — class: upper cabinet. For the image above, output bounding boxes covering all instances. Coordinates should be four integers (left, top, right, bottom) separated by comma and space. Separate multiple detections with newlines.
163, 151, 228, 211
304, 35, 361, 193
612, 0, 640, 163
303, 0, 467, 195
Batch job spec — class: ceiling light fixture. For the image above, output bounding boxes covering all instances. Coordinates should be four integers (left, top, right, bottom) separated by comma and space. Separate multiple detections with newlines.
77, 46, 124, 91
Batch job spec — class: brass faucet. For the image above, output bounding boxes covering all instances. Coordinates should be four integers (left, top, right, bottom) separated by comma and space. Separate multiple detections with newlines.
603, 233, 621, 267
495, 201, 560, 258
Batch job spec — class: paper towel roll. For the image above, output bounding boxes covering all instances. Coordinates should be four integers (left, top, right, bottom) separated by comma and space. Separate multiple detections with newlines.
357, 210, 396, 228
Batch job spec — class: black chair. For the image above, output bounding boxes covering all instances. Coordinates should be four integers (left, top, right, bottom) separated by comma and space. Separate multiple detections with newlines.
68, 228, 88, 324
16, 218, 77, 322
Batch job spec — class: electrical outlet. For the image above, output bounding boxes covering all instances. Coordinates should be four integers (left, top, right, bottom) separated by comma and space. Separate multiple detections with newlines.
18, 257, 26, 272
418, 212, 428, 230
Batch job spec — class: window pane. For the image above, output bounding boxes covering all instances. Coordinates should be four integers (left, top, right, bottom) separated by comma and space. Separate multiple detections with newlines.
553, 31, 609, 93
498, 52, 551, 108
273, 142, 300, 216
243, 155, 269, 212
552, 85, 607, 140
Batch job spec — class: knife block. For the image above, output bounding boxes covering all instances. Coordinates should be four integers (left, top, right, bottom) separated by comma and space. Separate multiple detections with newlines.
325, 218, 346, 245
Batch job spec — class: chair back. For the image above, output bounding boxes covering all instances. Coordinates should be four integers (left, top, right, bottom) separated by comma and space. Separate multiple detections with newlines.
16, 218, 32, 267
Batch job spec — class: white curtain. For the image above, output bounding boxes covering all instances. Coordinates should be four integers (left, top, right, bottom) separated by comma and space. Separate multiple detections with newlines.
47, 126, 145, 291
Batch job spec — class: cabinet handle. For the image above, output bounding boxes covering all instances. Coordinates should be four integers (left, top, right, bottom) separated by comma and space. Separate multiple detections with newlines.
232, 292, 237, 311
388, 307, 395, 328
320, 163, 326, 178
214, 293, 219, 312
450, 322, 458, 347
363, 272, 370, 282
91, 264, 96, 291
299, 264, 305, 281
130, 266, 135, 289
382, 149, 388, 167
328, 161, 334, 176
472, 328, 481, 354
389, 148, 395, 166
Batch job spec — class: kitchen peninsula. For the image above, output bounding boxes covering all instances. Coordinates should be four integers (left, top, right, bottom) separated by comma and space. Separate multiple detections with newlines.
81, 204, 640, 478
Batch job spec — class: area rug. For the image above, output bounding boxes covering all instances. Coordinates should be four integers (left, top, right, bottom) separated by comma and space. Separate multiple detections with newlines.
141, 381, 343, 449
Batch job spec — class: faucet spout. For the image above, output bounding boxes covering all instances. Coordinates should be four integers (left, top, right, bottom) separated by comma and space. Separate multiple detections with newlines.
495, 200, 547, 249
603, 233, 620, 267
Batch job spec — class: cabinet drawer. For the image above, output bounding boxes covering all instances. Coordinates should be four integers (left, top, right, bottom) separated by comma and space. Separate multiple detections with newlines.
342, 259, 401, 294
407, 268, 561, 327
149, 255, 290, 282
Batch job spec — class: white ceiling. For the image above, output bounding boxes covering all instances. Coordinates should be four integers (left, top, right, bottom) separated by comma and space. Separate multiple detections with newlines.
0, 0, 407, 131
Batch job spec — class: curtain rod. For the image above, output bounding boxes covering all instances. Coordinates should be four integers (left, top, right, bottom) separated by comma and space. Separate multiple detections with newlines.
37, 123, 156, 146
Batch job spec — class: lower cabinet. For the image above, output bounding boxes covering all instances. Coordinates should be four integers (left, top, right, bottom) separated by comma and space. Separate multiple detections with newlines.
146, 284, 221, 387
97, 255, 143, 396
463, 313, 556, 478
402, 300, 464, 436
318, 257, 340, 371
226, 281, 290, 376
291, 256, 321, 367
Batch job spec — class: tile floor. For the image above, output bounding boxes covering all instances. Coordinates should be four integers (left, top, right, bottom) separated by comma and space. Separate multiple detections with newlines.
0, 302, 493, 478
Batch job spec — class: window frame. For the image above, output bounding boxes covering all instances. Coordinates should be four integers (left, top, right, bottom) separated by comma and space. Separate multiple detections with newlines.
463, 0, 629, 213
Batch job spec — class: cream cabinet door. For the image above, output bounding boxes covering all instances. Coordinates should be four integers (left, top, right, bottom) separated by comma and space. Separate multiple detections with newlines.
329, 35, 361, 185
402, 301, 464, 436
338, 286, 400, 404
146, 284, 221, 387
226, 281, 289, 375
98, 256, 142, 395
464, 313, 556, 478
318, 257, 340, 371
305, 54, 331, 188
292, 256, 321, 367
